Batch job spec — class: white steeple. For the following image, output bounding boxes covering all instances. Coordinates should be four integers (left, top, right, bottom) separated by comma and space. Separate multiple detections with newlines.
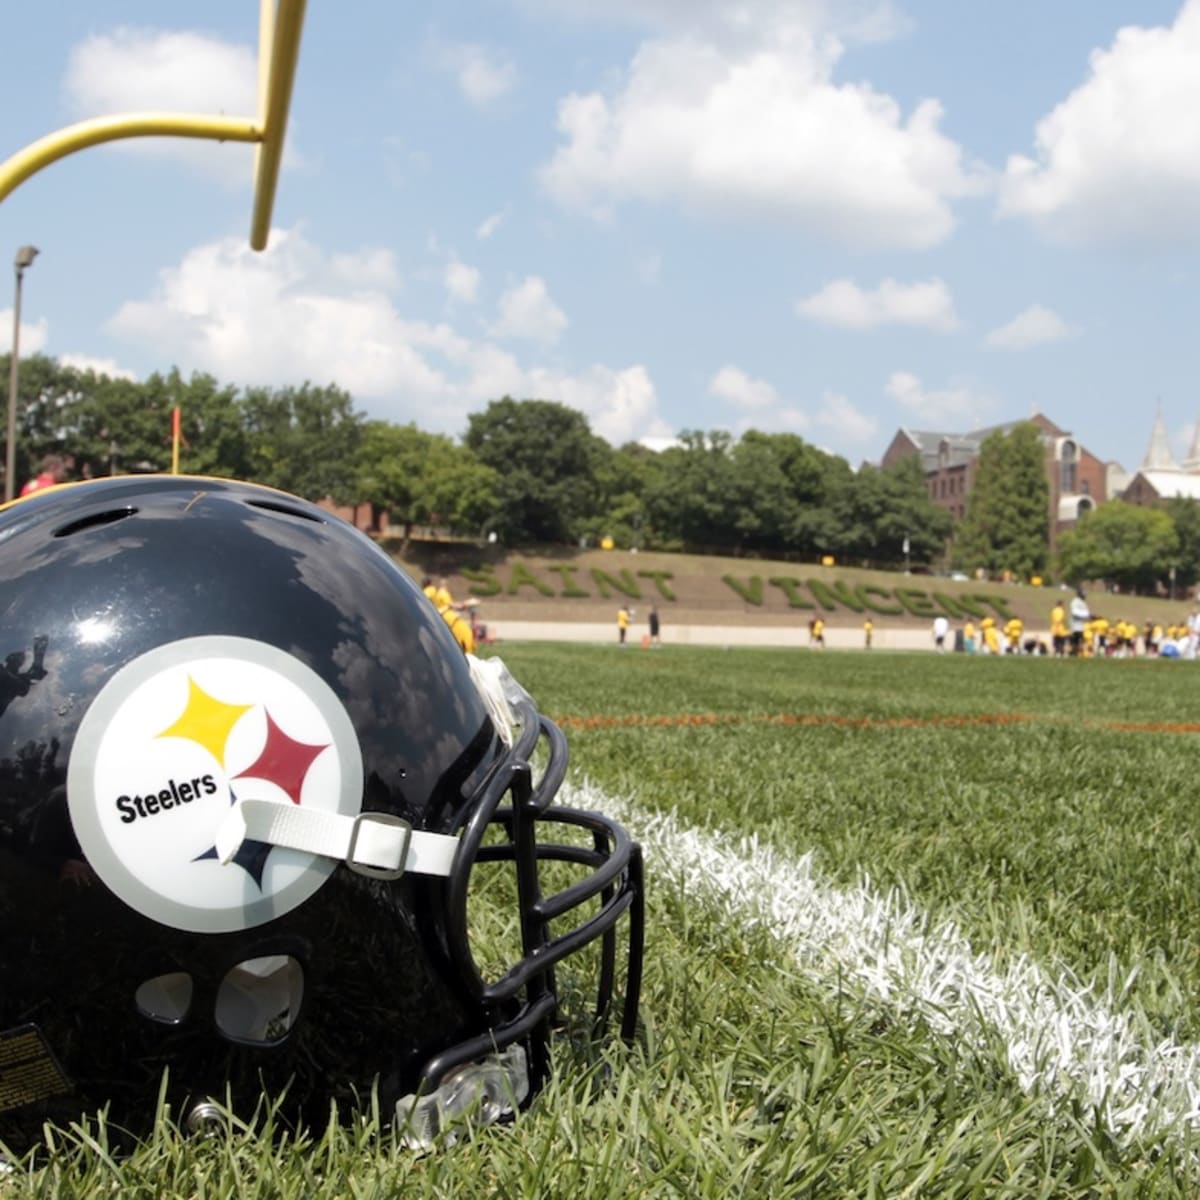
1184, 415, 1200, 474
1142, 401, 1178, 472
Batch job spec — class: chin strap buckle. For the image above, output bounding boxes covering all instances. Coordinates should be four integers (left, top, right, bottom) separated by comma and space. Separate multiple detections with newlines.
345, 811, 411, 880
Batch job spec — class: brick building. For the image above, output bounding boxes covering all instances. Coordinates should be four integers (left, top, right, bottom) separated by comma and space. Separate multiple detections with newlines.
881, 412, 1113, 549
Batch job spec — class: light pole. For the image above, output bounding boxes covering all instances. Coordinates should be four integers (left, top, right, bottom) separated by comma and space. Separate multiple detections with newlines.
5, 245, 39, 502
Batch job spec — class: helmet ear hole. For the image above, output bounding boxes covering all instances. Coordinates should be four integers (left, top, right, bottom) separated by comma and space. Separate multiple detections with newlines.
135, 972, 195, 1025
214, 955, 304, 1045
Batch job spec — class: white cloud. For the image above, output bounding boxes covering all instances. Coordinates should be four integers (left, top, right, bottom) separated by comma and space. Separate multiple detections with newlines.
59, 354, 139, 380
0, 310, 49, 355
796, 277, 959, 331
709, 364, 778, 410
984, 305, 1078, 351
709, 368, 875, 450
330, 248, 401, 292
815, 390, 878, 442
445, 259, 482, 304
999, 1, 1200, 245
528, 364, 671, 445
491, 276, 568, 343
885, 370, 992, 427
63, 28, 270, 183
539, 16, 981, 249
476, 210, 506, 240
104, 227, 665, 444
523, 1, 909, 47
435, 42, 517, 107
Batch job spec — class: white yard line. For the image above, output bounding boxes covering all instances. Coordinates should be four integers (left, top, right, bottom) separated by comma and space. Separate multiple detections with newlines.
570, 781, 1200, 1146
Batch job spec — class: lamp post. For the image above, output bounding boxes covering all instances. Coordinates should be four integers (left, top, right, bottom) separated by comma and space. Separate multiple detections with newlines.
5, 245, 39, 502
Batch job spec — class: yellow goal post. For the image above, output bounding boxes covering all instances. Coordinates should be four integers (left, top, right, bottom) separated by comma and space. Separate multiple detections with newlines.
0, 0, 307, 250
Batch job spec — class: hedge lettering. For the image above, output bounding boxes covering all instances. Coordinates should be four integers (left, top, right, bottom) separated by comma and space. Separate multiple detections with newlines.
808, 578, 864, 614
507, 562, 555, 597
723, 574, 764, 606
768, 577, 815, 609
590, 568, 642, 599
545, 564, 589, 597
637, 569, 677, 600
459, 565, 502, 597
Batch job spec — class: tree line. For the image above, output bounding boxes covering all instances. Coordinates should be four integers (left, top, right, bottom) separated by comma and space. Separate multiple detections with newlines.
4, 354, 1194, 590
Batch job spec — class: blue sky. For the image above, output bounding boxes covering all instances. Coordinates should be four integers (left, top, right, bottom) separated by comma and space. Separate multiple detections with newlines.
2, 1, 1198, 473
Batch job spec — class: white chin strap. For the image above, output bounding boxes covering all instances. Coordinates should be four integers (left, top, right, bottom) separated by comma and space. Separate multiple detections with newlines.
215, 801, 459, 880
215, 655, 530, 881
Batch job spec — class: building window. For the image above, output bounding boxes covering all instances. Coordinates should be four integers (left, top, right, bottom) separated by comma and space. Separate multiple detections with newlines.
1081, 479, 1090, 496
1061, 440, 1077, 494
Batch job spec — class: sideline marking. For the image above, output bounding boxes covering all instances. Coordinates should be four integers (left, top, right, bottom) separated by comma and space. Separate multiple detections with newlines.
569, 781, 1200, 1148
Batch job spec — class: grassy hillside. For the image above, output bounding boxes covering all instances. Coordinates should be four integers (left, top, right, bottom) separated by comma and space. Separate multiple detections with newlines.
390, 539, 1193, 631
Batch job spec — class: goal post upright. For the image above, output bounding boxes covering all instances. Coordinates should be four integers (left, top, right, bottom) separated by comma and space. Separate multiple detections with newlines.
250, 0, 307, 250
0, 0, 308, 252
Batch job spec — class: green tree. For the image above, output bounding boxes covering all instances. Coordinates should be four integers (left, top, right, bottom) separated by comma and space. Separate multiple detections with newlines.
953, 422, 1049, 579
72, 370, 171, 477
878, 455, 955, 565
355, 421, 499, 544
643, 431, 743, 551
587, 440, 667, 549
0, 354, 89, 487
1162, 496, 1200, 591
1057, 500, 1179, 594
464, 397, 605, 543
242, 382, 363, 499
825, 458, 952, 568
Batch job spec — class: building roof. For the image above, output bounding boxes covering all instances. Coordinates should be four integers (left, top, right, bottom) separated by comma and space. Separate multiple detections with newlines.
898, 417, 1069, 474
1128, 470, 1200, 500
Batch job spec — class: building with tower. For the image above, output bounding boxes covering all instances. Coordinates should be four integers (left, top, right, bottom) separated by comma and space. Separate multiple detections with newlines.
1121, 404, 1200, 505
880, 412, 1115, 550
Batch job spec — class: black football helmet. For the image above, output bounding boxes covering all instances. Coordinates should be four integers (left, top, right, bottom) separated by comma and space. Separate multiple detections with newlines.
0, 476, 643, 1154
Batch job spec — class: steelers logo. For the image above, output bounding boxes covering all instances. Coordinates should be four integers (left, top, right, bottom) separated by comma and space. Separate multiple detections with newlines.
67, 636, 363, 933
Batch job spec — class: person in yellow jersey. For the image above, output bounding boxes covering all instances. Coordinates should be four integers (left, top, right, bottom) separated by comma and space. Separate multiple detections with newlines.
1115, 619, 1132, 657
421, 575, 475, 653
863, 617, 874, 649
1050, 598, 1067, 657
1003, 616, 1023, 654
1082, 617, 1098, 657
810, 615, 826, 649
617, 603, 631, 645
963, 619, 976, 654
980, 615, 1000, 655
438, 601, 476, 654
1093, 614, 1110, 656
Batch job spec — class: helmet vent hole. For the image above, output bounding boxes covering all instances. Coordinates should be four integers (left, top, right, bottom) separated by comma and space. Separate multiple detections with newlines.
215, 955, 304, 1045
52, 507, 138, 538
245, 499, 324, 524
136, 972, 194, 1025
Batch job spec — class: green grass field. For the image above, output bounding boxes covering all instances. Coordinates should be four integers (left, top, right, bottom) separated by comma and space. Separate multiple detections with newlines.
7, 647, 1200, 1197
